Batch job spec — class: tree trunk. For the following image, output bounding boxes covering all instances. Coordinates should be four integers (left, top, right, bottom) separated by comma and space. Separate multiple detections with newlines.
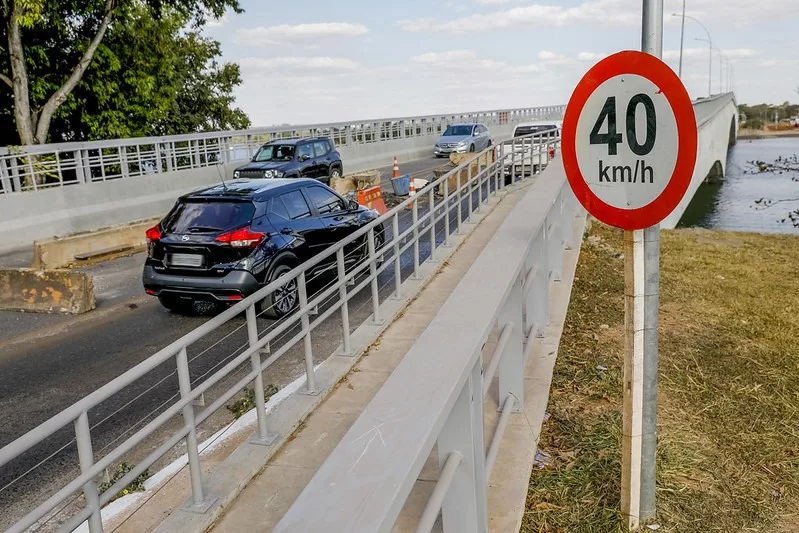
7, 1, 36, 145
6, 0, 116, 146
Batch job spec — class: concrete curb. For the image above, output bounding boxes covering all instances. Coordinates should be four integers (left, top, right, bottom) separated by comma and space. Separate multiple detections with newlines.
0, 268, 95, 314
148, 182, 531, 533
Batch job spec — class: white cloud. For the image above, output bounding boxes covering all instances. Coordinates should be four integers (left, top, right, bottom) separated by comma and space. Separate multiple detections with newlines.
236, 22, 369, 46
410, 49, 506, 70
399, 0, 639, 33
239, 56, 362, 73
475, 0, 516, 4
662, 47, 758, 61
537, 50, 573, 66
205, 13, 229, 28
577, 52, 609, 62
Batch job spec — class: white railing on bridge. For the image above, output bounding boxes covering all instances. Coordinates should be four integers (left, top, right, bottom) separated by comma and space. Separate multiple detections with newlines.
274, 152, 583, 532
0, 105, 565, 195
0, 130, 562, 533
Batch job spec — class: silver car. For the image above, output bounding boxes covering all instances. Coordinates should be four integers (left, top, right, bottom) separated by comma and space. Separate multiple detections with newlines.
434, 123, 492, 157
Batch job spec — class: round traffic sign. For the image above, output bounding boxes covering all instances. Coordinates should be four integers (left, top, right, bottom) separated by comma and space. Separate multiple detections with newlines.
561, 50, 697, 230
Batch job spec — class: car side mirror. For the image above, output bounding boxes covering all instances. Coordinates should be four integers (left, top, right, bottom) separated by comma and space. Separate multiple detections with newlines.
300, 154, 311, 161
349, 199, 360, 210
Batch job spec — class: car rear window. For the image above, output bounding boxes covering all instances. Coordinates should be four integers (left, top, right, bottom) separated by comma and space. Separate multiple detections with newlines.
164, 201, 255, 234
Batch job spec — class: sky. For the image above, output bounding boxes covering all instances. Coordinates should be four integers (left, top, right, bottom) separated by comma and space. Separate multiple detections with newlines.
203, 0, 799, 128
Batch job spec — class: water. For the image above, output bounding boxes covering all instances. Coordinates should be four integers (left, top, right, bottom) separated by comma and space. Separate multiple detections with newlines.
678, 137, 799, 234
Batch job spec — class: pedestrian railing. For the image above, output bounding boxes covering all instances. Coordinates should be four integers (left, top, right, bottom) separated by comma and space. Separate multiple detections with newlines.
274, 148, 583, 532
0, 105, 565, 195
0, 130, 562, 533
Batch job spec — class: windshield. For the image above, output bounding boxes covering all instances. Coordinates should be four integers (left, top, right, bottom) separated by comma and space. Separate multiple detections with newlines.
164, 201, 255, 234
514, 125, 557, 137
252, 144, 295, 162
442, 125, 474, 137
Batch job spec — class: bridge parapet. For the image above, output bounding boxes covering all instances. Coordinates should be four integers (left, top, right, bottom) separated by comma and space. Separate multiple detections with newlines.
274, 159, 585, 533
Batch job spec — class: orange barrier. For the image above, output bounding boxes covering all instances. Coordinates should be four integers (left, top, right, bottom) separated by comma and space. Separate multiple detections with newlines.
357, 185, 387, 215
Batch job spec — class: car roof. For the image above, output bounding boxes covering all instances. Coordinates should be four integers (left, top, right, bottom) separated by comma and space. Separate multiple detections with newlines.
265, 136, 330, 146
183, 178, 318, 200
449, 122, 479, 127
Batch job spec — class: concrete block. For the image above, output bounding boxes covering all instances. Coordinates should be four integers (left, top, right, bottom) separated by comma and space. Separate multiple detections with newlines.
0, 268, 95, 314
32, 217, 159, 269
329, 170, 381, 196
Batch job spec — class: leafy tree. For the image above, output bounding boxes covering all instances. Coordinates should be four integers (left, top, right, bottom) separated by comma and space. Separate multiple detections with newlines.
0, 0, 244, 146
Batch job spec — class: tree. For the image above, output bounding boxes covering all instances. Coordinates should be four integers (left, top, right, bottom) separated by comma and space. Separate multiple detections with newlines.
0, 0, 243, 146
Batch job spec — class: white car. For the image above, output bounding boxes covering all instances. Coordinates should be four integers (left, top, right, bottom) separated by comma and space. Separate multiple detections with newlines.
502, 120, 562, 178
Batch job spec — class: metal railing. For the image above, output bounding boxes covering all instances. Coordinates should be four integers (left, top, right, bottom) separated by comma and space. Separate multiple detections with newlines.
274, 146, 583, 532
0, 105, 565, 194
0, 130, 562, 533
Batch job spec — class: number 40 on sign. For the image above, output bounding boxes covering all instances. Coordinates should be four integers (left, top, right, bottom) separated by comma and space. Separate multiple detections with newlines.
562, 50, 697, 230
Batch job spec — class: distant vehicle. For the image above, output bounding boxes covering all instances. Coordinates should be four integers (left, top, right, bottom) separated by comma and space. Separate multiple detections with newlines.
511, 120, 562, 138
504, 121, 562, 179
434, 123, 492, 157
143, 178, 383, 318
233, 137, 343, 183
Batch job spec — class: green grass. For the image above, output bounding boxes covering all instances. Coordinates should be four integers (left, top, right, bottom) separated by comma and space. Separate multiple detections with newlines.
522, 224, 799, 533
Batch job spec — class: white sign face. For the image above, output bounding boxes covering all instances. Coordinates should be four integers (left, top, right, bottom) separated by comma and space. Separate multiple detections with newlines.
574, 74, 679, 210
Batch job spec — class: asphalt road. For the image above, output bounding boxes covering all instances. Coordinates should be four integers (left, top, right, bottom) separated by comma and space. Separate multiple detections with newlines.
0, 154, 506, 529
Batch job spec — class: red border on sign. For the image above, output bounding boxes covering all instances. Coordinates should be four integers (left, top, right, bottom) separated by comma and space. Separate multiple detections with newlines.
561, 50, 698, 230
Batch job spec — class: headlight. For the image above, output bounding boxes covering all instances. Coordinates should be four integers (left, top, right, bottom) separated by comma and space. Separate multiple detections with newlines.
233, 170, 240, 178
264, 170, 273, 178
457, 141, 467, 147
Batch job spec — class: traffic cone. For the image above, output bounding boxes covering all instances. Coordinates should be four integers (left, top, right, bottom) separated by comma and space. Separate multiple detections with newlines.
392, 156, 400, 179
406, 175, 416, 209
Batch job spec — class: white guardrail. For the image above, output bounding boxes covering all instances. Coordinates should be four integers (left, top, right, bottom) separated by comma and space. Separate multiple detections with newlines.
0, 131, 563, 533
274, 139, 583, 533
0, 105, 565, 195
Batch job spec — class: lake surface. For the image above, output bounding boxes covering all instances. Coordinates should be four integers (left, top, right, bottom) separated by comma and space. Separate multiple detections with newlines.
678, 137, 799, 234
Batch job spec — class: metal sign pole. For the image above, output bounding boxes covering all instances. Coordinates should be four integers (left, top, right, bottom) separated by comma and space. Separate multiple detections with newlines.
622, 0, 663, 529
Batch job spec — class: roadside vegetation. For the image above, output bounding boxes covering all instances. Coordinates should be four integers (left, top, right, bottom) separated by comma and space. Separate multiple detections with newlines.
522, 223, 799, 533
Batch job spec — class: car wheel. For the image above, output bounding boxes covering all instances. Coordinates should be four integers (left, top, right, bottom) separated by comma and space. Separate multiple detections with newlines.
258, 263, 298, 319
469, 144, 475, 152
158, 295, 195, 315
487, 139, 493, 147
360, 229, 386, 268
329, 166, 342, 180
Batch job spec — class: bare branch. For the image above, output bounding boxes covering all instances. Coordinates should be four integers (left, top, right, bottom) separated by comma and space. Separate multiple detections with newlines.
34, 0, 116, 143
0, 72, 11, 88
753, 197, 799, 210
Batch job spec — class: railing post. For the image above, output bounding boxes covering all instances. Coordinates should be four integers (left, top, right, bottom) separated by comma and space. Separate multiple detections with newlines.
456, 170, 464, 235
465, 163, 473, 223
75, 411, 103, 533
246, 305, 277, 445
412, 197, 420, 279
497, 274, 524, 412
120, 147, 130, 179
336, 248, 353, 356
526, 233, 549, 339
436, 357, 488, 533
176, 347, 215, 512
428, 185, 437, 262
368, 227, 384, 325
392, 213, 402, 299
443, 176, 451, 246
298, 272, 319, 394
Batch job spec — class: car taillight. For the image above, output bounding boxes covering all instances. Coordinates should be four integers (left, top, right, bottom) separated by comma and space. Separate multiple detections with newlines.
146, 225, 161, 242
215, 226, 266, 248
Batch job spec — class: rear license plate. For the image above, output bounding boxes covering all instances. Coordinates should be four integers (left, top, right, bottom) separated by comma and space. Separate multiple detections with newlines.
169, 253, 204, 268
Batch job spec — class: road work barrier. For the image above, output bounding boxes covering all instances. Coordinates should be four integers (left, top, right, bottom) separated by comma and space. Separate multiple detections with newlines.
0, 268, 95, 314
32, 217, 159, 269
357, 185, 388, 215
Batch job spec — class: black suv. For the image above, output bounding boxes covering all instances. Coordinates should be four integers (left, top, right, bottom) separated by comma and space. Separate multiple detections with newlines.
143, 178, 383, 318
233, 137, 343, 183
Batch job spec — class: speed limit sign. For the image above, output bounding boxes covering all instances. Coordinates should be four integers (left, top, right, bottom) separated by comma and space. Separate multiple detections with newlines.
562, 50, 697, 230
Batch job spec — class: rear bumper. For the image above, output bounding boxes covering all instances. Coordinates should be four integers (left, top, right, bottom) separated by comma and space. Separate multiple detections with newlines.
142, 266, 260, 301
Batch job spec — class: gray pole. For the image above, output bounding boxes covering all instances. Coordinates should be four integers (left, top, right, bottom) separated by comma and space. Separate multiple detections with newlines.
640, 0, 662, 524
678, 0, 686, 77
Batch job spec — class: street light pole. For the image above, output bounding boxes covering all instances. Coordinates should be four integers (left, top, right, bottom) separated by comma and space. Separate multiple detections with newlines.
696, 38, 723, 94
674, 13, 713, 96
677, 0, 686, 77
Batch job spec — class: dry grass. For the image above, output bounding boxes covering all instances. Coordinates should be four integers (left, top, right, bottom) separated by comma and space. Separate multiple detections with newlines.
521, 223, 799, 533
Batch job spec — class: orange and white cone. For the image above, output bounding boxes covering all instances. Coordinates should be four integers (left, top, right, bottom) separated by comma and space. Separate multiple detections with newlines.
406, 175, 416, 209
392, 156, 400, 179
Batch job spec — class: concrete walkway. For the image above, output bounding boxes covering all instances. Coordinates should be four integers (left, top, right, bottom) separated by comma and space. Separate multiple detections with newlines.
208, 184, 585, 532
